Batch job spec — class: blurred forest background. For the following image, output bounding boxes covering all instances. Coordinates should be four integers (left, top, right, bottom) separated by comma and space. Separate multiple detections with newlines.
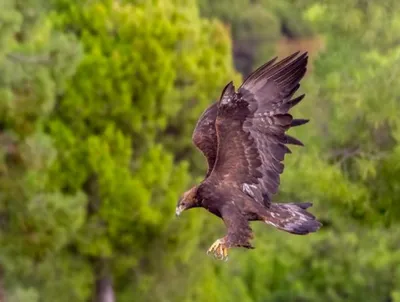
1, 0, 400, 301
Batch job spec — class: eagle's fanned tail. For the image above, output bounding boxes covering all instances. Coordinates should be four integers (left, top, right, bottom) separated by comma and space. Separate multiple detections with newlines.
264, 202, 322, 235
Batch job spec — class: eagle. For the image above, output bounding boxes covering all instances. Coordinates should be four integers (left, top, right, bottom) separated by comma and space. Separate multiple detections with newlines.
175, 52, 321, 260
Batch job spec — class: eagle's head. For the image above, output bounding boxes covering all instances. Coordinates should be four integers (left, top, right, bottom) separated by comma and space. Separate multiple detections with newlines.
176, 186, 199, 216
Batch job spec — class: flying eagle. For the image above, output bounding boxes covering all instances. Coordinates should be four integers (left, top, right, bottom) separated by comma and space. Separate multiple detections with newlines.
176, 52, 321, 260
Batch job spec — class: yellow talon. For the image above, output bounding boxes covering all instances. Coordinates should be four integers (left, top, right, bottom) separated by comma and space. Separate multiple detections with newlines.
207, 238, 229, 261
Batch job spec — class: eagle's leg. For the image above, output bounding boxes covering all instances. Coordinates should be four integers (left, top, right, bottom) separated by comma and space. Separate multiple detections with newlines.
206, 237, 228, 261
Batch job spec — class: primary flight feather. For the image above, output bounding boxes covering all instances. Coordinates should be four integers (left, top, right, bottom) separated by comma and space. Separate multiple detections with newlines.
176, 52, 321, 260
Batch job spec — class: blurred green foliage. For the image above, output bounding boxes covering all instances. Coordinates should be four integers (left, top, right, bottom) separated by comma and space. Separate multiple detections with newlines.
1, 0, 400, 301
198, 0, 315, 75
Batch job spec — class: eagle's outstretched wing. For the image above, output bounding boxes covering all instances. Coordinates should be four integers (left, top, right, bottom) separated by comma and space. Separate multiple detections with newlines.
192, 102, 218, 177
209, 52, 309, 207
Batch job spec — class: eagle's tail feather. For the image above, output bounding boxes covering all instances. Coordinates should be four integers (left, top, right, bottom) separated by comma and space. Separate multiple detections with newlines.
264, 202, 322, 235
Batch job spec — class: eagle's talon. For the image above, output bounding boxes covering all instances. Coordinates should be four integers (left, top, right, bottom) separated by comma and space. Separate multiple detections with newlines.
216, 249, 224, 260
207, 238, 228, 261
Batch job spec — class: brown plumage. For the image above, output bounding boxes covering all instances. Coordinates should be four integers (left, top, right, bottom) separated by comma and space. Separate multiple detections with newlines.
176, 52, 321, 260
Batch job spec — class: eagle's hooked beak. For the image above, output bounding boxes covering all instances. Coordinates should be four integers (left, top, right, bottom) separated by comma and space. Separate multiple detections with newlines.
175, 204, 184, 217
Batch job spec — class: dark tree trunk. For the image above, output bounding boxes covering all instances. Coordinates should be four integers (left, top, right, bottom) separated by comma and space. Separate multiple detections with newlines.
92, 259, 115, 302
0, 266, 6, 302
84, 177, 115, 302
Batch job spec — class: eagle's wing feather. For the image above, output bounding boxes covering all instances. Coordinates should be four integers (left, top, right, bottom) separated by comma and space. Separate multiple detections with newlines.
192, 102, 218, 177
210, 52, 308, 207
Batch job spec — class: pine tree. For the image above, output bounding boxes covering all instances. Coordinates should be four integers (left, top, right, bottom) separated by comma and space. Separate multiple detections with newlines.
49, 0, 238, 300
0, 0, 83, 300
